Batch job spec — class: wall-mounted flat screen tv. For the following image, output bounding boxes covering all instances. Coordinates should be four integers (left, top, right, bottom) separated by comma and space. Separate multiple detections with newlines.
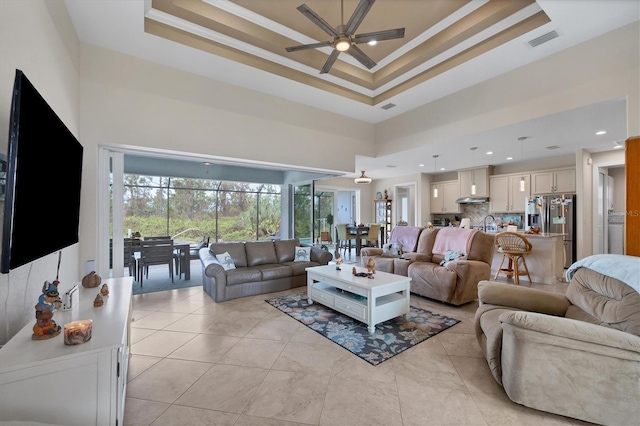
1, 69, 83, 274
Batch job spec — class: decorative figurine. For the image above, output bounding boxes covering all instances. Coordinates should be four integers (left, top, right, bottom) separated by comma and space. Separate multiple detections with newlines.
384, 189, 389, 200
93, 293, 104, 307
100, 283, 109, 296
334, 249, 343, 270
32, 281, 62, 340
352, 266, 357, 275
366, 258, 376, 278
82, 271, 102, 288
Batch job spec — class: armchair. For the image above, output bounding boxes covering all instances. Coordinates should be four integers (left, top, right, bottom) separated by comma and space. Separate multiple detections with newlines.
474, 256, 640, 425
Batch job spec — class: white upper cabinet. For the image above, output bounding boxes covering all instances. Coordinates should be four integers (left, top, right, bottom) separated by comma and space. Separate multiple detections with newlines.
532, 168, 575, 194
458, 166, 492, 198
489, 174, 530, 213
430, 180, 460, 213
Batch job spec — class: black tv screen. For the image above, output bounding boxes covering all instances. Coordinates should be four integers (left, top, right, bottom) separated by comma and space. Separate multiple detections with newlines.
1, 69, 83, 274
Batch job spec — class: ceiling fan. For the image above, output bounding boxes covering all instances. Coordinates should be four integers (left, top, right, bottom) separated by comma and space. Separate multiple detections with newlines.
285, 0, 405, 74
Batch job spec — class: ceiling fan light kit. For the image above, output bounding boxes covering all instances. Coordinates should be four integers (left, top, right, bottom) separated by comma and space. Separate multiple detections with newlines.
285, 0, 405, 74
355, 171, 372, 184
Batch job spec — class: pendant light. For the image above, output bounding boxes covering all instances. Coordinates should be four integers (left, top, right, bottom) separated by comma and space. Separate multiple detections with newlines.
432, 155, 439, 198
354, 170, 372, 184
470, 147, 477, 195
519, 137, 527, 191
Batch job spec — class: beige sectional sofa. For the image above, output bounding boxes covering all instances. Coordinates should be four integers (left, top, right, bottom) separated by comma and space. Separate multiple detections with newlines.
200, 238, 332, 302
361, 226, 495, 305
474, 254, 640, 425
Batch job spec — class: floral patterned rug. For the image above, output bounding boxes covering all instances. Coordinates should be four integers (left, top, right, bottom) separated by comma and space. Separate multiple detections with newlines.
265, 292, 460, 366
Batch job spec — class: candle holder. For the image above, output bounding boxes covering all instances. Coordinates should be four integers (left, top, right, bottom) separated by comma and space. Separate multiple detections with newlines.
64, 319, 93, 345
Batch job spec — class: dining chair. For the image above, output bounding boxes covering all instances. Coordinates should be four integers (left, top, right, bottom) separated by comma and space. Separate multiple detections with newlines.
335, 224, 355, 255
494, 231, 533, 284
363, 223, 382, 248
123, 238, 137, 278
137, 239, 174, 286
174, 235, 210, 278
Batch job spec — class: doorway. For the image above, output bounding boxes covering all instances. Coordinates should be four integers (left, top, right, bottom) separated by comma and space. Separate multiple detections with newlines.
394, 182, 417, 226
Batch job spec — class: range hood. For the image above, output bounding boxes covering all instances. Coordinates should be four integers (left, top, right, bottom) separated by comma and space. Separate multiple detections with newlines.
456, 196, 489, 204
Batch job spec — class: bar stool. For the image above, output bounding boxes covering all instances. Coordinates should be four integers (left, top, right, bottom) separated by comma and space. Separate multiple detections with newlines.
494, 231, 532, 284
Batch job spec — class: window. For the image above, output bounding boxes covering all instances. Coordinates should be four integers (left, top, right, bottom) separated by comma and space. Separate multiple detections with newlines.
122, 174, 281, 243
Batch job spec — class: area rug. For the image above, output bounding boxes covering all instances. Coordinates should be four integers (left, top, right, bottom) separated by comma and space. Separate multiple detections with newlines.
266, 292, 460, 365
132, 260, 202, 295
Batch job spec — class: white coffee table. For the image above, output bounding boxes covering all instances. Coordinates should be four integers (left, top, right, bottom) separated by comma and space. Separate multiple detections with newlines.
305, 265, 411, 334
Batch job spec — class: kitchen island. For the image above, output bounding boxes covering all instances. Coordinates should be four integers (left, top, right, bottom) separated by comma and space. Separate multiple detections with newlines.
488, 231, 566, 284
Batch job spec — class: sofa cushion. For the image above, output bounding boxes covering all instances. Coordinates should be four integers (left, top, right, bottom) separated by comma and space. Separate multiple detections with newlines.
245, 241, 278, 266
215, 252, 236, 271
282, 261, 321, 275
226, 268, 262, 285
253, 264, 292, 280
210, 242, 248, 268
294, 246, 311, 261
414, 228, 438, 262
274, 239, 299, 263
566, 267, 640, 336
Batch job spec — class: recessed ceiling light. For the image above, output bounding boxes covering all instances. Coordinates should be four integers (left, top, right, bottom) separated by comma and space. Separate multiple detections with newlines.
545, 145, 559, 150
202, 161, 212, 166
596, 130, 607, 135
419, 164, 424, 167
440, 167, 445, 171
368, 40, 377, 46
507, 157, 513, 160
613, 141, 624, 149
486, 151, 493, 155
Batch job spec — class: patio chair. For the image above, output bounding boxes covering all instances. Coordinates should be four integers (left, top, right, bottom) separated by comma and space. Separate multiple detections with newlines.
137, 239, 174, 286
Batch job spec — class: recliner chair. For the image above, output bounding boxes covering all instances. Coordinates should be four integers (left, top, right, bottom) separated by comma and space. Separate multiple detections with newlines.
474, 255, 640, 425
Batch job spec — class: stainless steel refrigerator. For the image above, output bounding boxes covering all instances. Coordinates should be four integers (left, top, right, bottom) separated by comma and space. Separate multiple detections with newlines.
539, 193, 576, 268
524, 194, 576, 268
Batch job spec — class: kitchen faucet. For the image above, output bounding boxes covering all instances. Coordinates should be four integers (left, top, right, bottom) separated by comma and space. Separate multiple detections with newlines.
483, 215, 496, 232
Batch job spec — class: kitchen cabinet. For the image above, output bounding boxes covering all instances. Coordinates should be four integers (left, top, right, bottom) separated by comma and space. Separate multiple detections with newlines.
431, 180, 460, 213
458, 166, 493, 198
375, 199, 392, 244
0, 278, 132, 425
489, 174, 530, 213
532, 168, 575, 194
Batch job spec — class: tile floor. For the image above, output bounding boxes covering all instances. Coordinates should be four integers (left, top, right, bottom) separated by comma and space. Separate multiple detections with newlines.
124, 274, 593, 426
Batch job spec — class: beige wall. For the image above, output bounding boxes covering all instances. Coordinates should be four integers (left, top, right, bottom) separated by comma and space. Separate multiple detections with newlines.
0, 0, 81, 345
375, 22, 640, 156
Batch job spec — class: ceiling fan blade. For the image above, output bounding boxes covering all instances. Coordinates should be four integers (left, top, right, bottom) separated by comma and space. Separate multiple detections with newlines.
320, 49, 340, 74
345, 0, 376, 35
353, 28, 405, 44
348, 45, 376, 69
285, 41, 333, 52
297, 4, 338, 37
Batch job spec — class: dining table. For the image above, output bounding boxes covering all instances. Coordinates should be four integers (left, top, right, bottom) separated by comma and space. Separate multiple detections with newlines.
345, 225, 369, 256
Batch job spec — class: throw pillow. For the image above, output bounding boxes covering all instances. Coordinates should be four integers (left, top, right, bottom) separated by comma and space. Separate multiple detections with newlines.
215, 251, 236, 271
382, 242, 403, 257
439, 250, 468, 267
294, 246, 311, 262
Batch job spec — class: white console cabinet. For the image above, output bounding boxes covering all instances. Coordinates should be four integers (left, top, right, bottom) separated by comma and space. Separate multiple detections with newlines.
0, 277, 132, 426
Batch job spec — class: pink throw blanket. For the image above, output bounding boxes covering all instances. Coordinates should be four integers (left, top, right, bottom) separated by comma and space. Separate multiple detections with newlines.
432, 228, 478, 256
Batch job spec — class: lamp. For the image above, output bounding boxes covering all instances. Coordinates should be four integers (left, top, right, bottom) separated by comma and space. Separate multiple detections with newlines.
470, 147, 477, 195
335, 36, 351, 52
432, 155, 439, 198
518, 137, 527, 191
354, 170, 372, 184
